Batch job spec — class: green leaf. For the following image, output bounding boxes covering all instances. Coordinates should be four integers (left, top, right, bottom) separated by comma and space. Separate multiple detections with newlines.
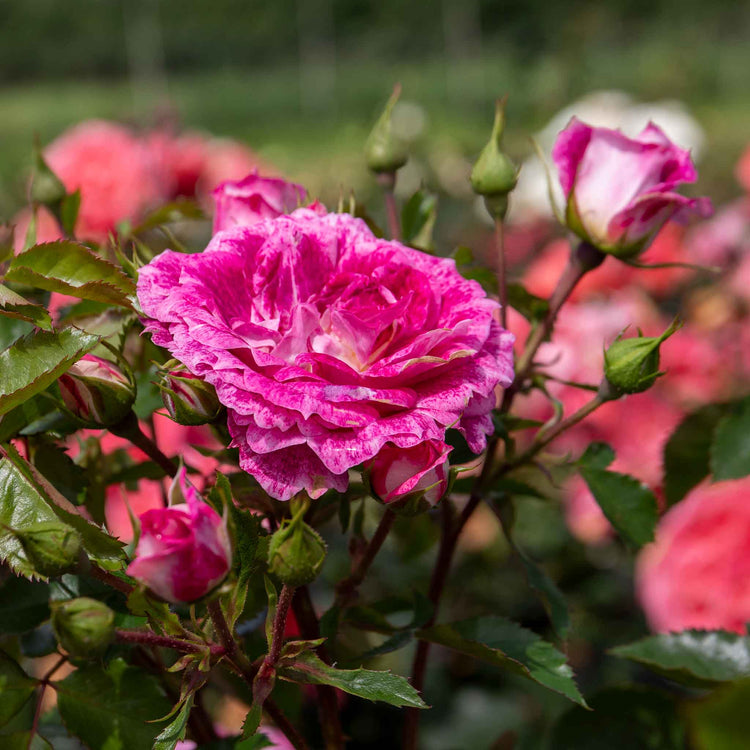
0, 443, 124, 577
506, 282, 549, 322
711, 396, 750, 481
278, 651, 428, 709
687, 680, 750, 750
236, 734, 273, 749
0, 284, 52, 331
0, 395, 59, 443
577, 442, 615, 471
55, 659, 171, 750
130, 200, 204, 235
0, 650, 36, 728
610, 630, 750, 686
551, 686, 684, 750
6, 242, 136, 309
0, 326, 100, 417
0, 732, 52, 750
401, 189, 437, 250
60, 190, 81, 238
32, 443, 88, 506
578, 466, 657, 547
0, 577, 50, 634
516, 550, 570, 640
416, 616, 586, 706
152, 695, 193, 750
664, 404, 728, 504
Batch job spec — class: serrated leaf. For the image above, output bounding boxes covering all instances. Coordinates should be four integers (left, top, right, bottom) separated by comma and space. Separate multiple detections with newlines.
278, 651, 427, 708
610, 630, 750, 686
0, 577, 50, 635
6, 242, 136, 309
0, 649, 36, 728
551, 686, 683, 750
55, 658, 171, 750
416, 616, 586, 706
401, 189, 437, 250
711, 397, 750, 481
579, 466, 657, 547
152, 694, 193, 750
0, 284, 53, 331
0, 326, 100, 417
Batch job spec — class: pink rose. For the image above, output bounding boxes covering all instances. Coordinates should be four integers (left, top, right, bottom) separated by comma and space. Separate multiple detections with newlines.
552, 117, 711, 257
212, 172, 307, 233
138, 209, 514, 501
127, 469, 231, 603
368, 440, 452, 507
45, 120, 163, 243
636, 478, 750, 634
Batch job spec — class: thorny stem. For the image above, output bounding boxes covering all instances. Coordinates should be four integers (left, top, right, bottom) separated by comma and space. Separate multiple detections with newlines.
267, 584, 295, 666
335, 508, 396, 607
495, 217, 508, 329
115, 628, 225, 657
111, 411, 178, 478
292, 586, 344, 750
29, 655, 67, 748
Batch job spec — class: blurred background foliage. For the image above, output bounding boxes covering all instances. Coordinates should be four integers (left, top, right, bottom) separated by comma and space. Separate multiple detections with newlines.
0, 0, 749, 218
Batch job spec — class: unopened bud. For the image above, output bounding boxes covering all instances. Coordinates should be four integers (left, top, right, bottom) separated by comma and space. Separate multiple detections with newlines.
58, 354, 136, 427
159, 369, 222, 426
52, 597, 115, 658
365, 84, 409, 176
603, 319, 681, 396
268, 511, 327, 587
13, 521, 82, 578
470, 97, 518, 218
31, 139, 67, 209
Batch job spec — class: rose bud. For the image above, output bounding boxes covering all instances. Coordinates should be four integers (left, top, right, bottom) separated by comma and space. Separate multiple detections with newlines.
52, 597, 115, 658
366, 440, 452, 514
58, 354, 136, 427
364, 84, 409, 178
159, 369, 222, 426
12, 521, 82, 578
127, 469, 231, 603
552, 117, 712, 258
268, 512, 327, 587
470, 97, 518, 219
31, 138, 67, 211
603, 318, 681, 396
212, 172, 306, 233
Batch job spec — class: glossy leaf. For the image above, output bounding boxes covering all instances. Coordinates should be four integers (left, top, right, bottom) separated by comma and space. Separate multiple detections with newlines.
711, 396, 750, 481
278, 651, 427, 708
0, 326, 100, 417
0, 284, 52, 331
610, 630, 750, 686
0, 650, 36, 728
416, 616, 586, 706
55, 659, 170, 750
6, 242, 136, 309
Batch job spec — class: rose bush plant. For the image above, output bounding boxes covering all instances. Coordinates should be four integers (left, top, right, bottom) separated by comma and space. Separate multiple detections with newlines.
0, 93, 748, 750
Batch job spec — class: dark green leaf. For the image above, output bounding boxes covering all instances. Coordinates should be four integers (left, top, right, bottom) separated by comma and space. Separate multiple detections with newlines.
610, 630, 750, 686
516, 550, 570, 640
506, 282, 549, 322
0, 732, 52, 750
278, 651, 427, 708
32, 443, 87, 506
711, 396, 750, 481
0, 396, 58, 443
6, 242, 136, 309
0, 327, 100, 417
60, 190, 81, 238
416, 616, 586, 706
0, 317, 32, 351
664, 404, 728, 504
0, 577, 50, 634
445, 429, 478, 465
579, 466, 657, 547
551, 686, 684, 750
0, 650, 36, 728
401, 189, 437, 250
578, 442, 615, 471
0, 284, 52, 331
152, 695, 193, 750
131, 200, 205, 235
55, 659, 171, 750
235, 734, 273, 749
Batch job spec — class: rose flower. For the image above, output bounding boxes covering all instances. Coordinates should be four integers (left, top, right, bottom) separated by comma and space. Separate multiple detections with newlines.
138, 209, 514, 501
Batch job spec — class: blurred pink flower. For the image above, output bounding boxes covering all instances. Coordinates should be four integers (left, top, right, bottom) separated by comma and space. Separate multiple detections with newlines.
637, 478, 750, 634
553, 118, 711, 257
212, 172, 306, 233
686, 198, 750, 266
735, 144, 750, 193
127, 468, 231, 603
45, 120, 163, 242
138, 209, 514, 501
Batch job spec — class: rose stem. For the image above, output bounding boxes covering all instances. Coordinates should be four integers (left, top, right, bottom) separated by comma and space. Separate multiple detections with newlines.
115, 628, 226, 657
334, 507, 396, 607
111, 411, 178, 478
206, 599, 257, 680
264, 699, 309, 750
377, 172, 401, 240
495, 217, 508, 329
292, 586, 345, 750
89, 564, 134, 595
29, 655, 68, 746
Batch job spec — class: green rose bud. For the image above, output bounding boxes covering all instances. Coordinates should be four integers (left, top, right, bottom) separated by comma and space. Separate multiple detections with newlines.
603, 319, 681, 396
365, 84, 409, 176
13, 521, 82, 578
470, 97, 518, 219
58, 354, 136, 427
52, 597, 115, 659
159, 368, 223, 426
30, 138, 67, 210
268, 507, 327, 587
